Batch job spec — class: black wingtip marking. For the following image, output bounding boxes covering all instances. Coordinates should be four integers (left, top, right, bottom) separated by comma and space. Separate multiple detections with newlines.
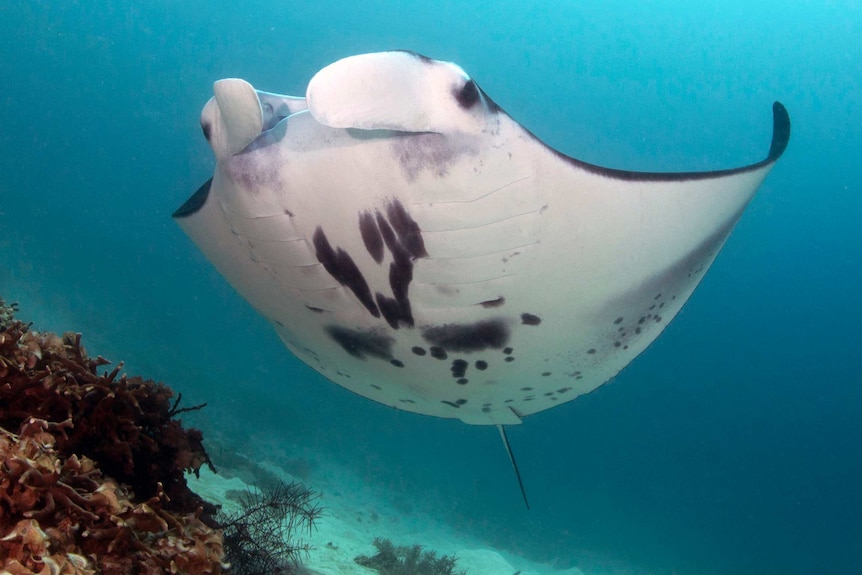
768, 101, 791, 162
399, 50, 435, 64
173, 178, 212, 218
546, 102, 791, 182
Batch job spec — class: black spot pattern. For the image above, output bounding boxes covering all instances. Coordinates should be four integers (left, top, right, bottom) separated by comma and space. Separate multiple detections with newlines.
451, 359, 468, 379
313, 227, 380, 318
603, 292, 675, 353
422, 319, 509, 353
315, 200, 428, 329
521, 313, 542, 326
386, 200, 428, 259
411, 346, 427, 356
429, 346, 448, 360
325, 325, 393, 360
374, 213, 414, 329
480, 296, 505, 308
475, 360, 488, 371
359, 211, 384, 264
371, 200, 429, 329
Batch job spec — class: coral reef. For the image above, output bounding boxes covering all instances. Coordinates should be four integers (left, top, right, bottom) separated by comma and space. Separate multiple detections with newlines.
0, 297, 225, 573
354, 538, 466, 575
0, 304, 216, 513
0, 420, 223, 574
218, 482, 322, 575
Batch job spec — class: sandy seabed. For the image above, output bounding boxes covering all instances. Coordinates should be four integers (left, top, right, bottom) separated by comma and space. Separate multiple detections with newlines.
187, 458, 585, 575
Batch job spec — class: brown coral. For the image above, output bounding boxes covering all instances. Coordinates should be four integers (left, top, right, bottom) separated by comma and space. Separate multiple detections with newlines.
1, 421, 224, 574
0, 305, 216, 518
1, 297, 226, 574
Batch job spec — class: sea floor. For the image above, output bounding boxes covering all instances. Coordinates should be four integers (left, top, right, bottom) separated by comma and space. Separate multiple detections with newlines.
187, 453, 585, 575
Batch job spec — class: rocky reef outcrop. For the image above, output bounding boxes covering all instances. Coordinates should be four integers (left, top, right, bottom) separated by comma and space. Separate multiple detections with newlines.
0, 297, 224, 574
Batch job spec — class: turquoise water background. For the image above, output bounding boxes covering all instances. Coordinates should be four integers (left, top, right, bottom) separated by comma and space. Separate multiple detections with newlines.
1, 2, 860, 574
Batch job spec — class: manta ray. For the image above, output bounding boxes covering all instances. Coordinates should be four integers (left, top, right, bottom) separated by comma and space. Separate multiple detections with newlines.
174, 51, 789, 505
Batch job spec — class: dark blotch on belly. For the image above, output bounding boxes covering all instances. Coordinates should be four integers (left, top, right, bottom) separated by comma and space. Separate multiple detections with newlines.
313, 227, 380, 318
325, 325, 393, 360
359, 211, 385, 264
451, 359, 468, 378
429, 346, 448, 360
521, 313, 541, 325
422, 318, 509, 352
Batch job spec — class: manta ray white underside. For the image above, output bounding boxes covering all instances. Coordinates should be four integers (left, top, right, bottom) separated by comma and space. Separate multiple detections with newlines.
174, 51, 790, 426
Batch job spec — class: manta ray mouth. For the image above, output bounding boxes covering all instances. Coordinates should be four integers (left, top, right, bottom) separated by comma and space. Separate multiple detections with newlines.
257, 90, 309, 132
260, 106, 289, 132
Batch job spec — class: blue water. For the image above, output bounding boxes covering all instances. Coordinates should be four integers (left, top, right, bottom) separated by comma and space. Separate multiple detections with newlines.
2, 1, 860, 574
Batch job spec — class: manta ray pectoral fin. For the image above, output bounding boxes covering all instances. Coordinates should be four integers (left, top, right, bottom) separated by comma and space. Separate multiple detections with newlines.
306, 51, 485, 133
177, 52, 791, 438
201, 78, 264, 159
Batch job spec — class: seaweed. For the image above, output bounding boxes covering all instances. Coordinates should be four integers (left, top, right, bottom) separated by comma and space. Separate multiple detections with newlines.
218, 481, 322, 575
354, 537, 467, 575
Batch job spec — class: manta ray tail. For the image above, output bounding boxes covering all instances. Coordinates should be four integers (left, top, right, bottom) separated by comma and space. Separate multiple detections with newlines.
497, 424, 530, 510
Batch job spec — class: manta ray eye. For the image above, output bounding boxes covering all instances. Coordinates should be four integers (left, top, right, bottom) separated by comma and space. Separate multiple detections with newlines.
454, 79, 480, 109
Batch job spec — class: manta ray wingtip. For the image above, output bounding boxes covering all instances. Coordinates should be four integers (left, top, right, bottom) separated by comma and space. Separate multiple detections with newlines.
172, 179, 212, 219
768, 101, 791, 162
